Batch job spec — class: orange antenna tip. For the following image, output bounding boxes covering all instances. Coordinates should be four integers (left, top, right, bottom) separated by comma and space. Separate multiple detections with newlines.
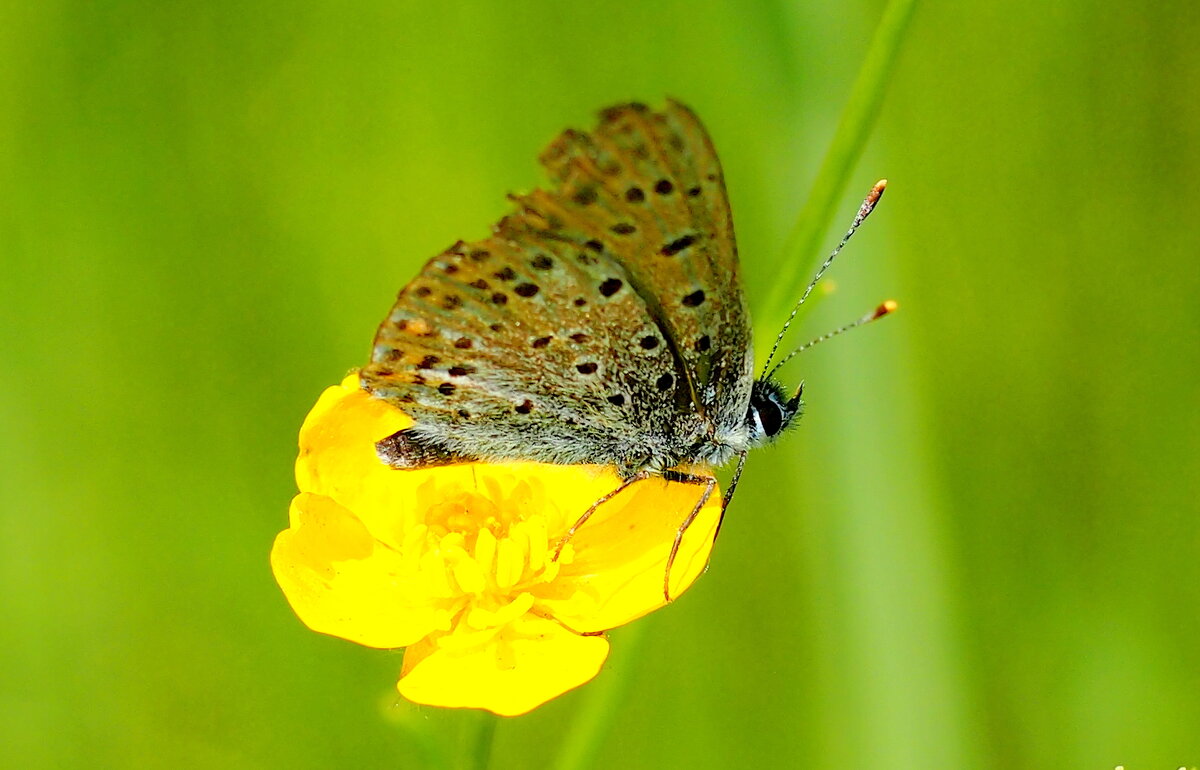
765, 298, 901, 378
874, 299, 899, 318
760, 178, 892, 378
856, 180, 887, 224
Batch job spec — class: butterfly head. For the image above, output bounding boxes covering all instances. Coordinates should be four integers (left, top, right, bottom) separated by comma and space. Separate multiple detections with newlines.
746, 378, 803, 446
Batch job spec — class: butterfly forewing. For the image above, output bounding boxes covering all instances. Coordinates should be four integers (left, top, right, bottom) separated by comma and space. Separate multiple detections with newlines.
362, 101, 752, 475
538, 102, 751, 431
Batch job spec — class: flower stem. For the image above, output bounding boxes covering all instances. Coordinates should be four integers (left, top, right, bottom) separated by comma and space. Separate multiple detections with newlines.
551, 620, 652, 770
758, 0, 919, 345
467, 710, 498, 770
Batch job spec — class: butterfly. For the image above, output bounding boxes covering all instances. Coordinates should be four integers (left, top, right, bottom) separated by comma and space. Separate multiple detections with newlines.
360, 100, 889, 596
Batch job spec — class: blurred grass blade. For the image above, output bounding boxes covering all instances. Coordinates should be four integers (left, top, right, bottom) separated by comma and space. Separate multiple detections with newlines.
759, 0, 919, 341
468, 712, 497, 770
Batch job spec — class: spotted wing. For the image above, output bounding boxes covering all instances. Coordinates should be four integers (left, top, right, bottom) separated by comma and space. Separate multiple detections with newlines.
362, 101, 751, 473
534, 101, 753, 433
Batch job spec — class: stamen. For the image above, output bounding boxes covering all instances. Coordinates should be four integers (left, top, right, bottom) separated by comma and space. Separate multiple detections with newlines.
496, 537, 524, 588
422, 548, 457, 597
474, 527, 497, 574
525, 518, 549, 569
452, 555, 486, 594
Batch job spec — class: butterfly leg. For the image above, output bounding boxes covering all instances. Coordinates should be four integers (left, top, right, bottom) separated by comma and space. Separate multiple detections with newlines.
661, 452, 748, 600
712, 450, 749, 543
553, 470, 654, 562
660, 470, 718, 603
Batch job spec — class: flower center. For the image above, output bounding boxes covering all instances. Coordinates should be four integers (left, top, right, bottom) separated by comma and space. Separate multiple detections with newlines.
410, 481, 573, 613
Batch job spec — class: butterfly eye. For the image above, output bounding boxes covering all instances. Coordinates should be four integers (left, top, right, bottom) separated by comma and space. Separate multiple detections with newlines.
748, 380, 797, 442
752, 398, 784, 438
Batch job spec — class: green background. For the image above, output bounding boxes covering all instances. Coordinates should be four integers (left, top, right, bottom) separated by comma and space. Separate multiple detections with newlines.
3, 1, 1198, 768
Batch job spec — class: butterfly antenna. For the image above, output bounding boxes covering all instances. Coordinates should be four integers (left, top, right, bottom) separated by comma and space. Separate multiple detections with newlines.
760, 179, 888, 378
766, 300, 898, 379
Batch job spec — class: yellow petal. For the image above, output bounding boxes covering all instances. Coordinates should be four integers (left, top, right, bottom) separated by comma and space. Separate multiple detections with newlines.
535, 474, 722, 633
397, 615, 609, 716
294, 375, 419, 549
271, 492, 452, 648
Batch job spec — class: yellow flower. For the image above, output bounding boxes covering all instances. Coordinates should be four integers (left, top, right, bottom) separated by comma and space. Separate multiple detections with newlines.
271, 373, 722, 716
